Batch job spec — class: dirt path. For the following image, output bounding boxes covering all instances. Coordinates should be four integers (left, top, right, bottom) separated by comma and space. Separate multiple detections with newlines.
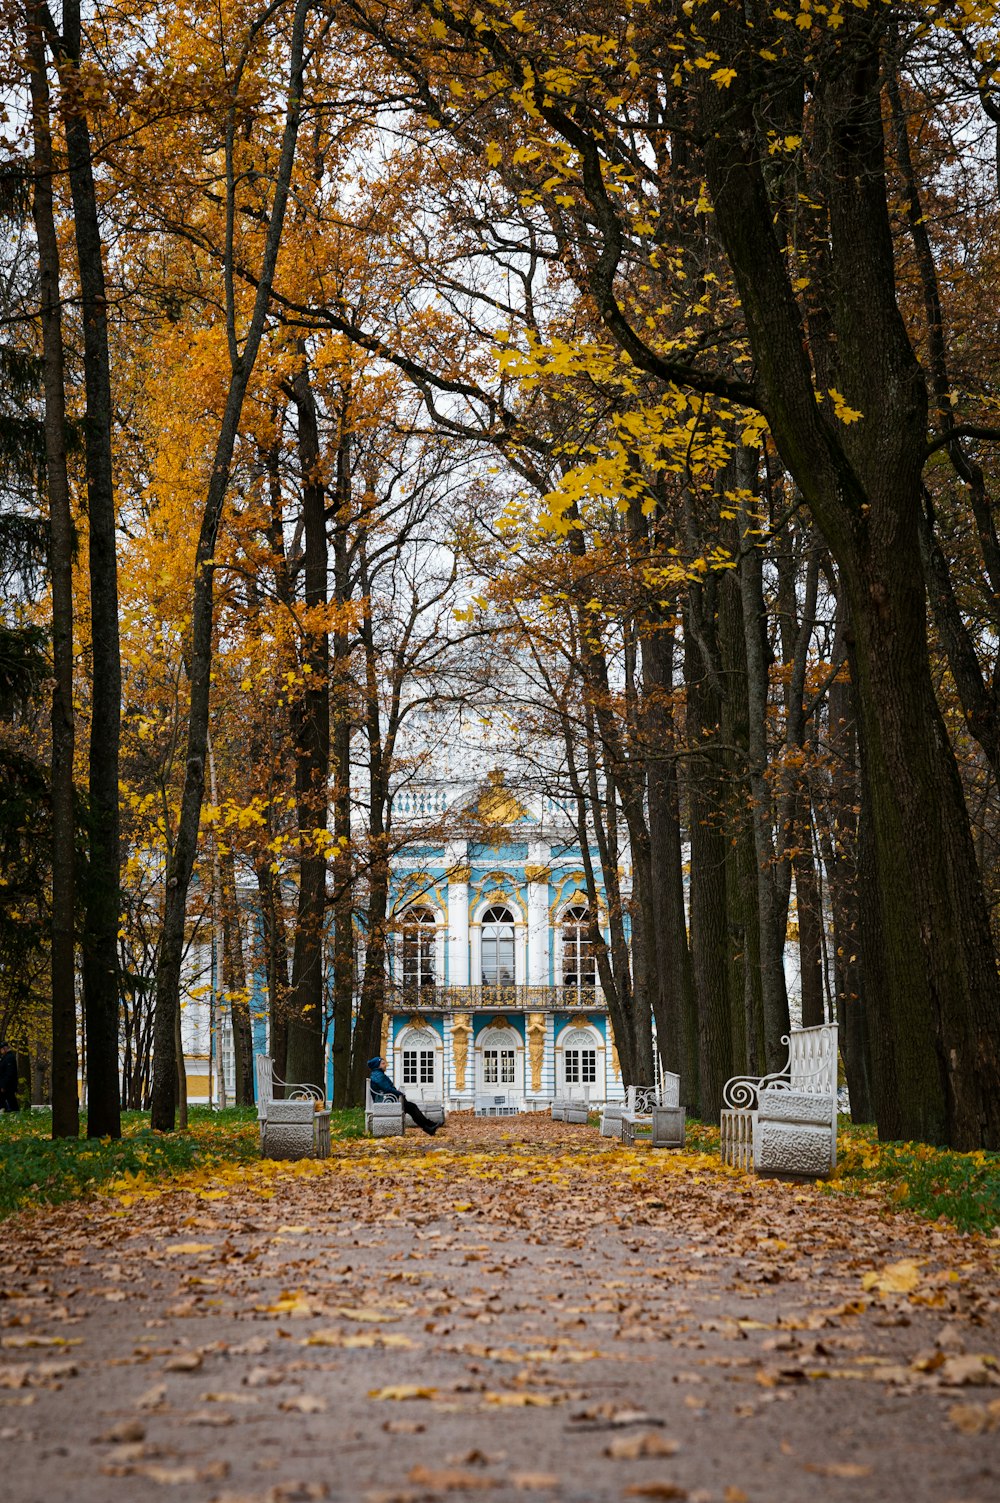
3, 1115, 999, 1503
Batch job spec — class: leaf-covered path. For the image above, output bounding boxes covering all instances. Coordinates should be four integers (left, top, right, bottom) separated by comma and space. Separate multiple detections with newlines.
4, 1116, 999, 1503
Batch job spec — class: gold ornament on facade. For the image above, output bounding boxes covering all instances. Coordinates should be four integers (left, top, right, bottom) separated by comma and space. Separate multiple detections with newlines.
610, 1032, 621, 1082
379, 1011, 390, 1060
526, 1012, 546, 1093
448, 864, 471, 883
451, 1013, 472, 1093
523, 864, 551, 885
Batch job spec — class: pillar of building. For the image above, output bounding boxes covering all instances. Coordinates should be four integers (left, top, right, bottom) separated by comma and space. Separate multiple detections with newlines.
525, 839, 551, 989
445, 840, 470, 988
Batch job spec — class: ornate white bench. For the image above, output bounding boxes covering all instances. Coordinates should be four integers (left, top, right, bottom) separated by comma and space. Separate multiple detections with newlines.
551, 1085, 590, 1123
618, 1076, 681, 1146
254, 1054, 329, 1159
365, 1079, 406, 1136
474, 1093, 519, 1117
720, 1022, 838, 1177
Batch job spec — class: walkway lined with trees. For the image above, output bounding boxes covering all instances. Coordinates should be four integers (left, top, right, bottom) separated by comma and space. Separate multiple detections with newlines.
2, 3, 1000, 1148
3, 1114, 999, 1502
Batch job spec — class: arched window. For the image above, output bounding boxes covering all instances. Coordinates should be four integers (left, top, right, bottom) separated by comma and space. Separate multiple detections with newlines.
562, 904, 597, 990
561, 1026, 599, 1088
481, 905, 515, 987
401, 906, 436, 994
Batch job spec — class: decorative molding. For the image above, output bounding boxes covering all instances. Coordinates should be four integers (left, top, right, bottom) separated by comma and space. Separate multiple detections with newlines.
451, 1012, 472, 1093
448, 864, 471, 883
526, 1012, 546, 1093
524, 864, 551, 885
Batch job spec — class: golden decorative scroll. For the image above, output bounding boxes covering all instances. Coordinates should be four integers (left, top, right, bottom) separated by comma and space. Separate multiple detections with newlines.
610, 1031, 621, 1082
448, 864, 471, 883
523, 864, 551, 885
451, 1012, 472, 1093
526, 1012, 546, 1093
379, 1011, 390, 1060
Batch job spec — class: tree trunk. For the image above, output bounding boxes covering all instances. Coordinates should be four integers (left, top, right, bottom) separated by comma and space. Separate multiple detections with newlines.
151, 0, 310, 1130
28, 14, 78, 1140
255, 856, 289, 1087
684, 585, 733, 1118
737, 481, 790, 1068
220, 845, 254, 1106
644, 649, 698, 1104
329, 427, 354, 1109
700, 13, 1000, 1144
54, 1, 121, 1139
284, 350, 329, 1092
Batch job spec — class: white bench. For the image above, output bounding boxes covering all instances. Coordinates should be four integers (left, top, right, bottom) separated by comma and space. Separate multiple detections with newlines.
551, 1085, 590, 1124
365, 1079, 406, 1136
475, 1093, 519, 1117
254, 1054, 329, 1159
617, 1076, 681, 1146
720, 1022, 838, 1177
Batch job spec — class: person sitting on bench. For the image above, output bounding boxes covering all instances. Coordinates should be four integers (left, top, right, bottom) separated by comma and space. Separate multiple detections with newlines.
367, 1056, 440, 1136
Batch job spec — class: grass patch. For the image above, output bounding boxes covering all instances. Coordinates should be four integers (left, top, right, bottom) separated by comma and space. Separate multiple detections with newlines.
824, 1124, 1000, 1237
0, 1104, 366, 1221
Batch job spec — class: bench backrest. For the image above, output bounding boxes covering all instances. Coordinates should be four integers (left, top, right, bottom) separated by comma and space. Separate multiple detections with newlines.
254, 1054, 274, 1115
787, 1023, 838, 1094
366, 1079, 402, 1111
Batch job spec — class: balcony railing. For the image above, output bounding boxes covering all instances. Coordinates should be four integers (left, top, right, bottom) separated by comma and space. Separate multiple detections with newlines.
384, 983, 605, 1012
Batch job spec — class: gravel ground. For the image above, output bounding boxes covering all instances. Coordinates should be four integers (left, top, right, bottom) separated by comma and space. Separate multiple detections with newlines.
2, 1114, 999, 1503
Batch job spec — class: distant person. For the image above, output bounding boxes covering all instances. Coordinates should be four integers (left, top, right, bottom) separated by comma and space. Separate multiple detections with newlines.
0, 1042, 19, 1112
367, 1056, 439, 1136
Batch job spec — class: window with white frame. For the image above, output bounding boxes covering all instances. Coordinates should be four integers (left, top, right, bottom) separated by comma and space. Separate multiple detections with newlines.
481, 905, 515, 987
561, 903, 597, 990
400, 1026, 437, 1091
561, 1026, 599, 1090
564, 1048, 597, 1084
401, 905, 436, 994
484, 1047, 515, 1085
403, 1049, 435, 1085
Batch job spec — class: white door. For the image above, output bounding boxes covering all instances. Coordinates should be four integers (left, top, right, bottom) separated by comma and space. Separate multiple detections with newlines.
559, 1026, 600, 1098
397, 1027, 440, 1103
476, 1025, 521, 1099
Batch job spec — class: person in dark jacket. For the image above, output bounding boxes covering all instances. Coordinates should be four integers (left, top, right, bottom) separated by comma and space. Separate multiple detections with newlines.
0, 1041, 19, 1112
367, 1056, 440, 1136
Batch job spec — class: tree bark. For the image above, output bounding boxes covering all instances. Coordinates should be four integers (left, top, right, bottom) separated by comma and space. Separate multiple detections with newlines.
700, 12, 1000, 1145
684, 582, 733, 1118
151, 0, 311, 1130
28, 13, 78, 1140
51, 0, 121, 1138
284, 348, 329, 1092
220, 845, 254, 1105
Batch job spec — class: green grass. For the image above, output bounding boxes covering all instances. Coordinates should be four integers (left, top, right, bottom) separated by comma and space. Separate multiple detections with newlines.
822, 1123, 1000, 1237
0, 1104, 366, 1221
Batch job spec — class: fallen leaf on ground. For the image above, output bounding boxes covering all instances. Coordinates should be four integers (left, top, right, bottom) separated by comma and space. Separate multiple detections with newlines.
623, 1486, 687, 1500
96, 1419, 146, 1443
164, 1351, 203, 1372
803, 1462, 873, 1478
279, 1395, 327, 1414
861, 1260, 921, 1295
369, 1385, 438, 1401
947, 1398, 1000, 1434
605, 1434, 679, 1460
408, 1465, 496, 1490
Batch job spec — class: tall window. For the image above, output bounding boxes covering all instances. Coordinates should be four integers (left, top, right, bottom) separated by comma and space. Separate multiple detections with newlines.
481, 905, 515, 987
562, 904, 597, 989
401, 906, 436, 994
484, 1047, 515, 1084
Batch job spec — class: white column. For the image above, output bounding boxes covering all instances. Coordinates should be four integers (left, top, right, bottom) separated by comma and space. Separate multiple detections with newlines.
446, 840, 470, 987
526, 840, 550, 987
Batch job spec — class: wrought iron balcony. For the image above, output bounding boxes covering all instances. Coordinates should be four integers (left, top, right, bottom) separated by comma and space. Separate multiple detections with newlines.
384, 983, 605, 1013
